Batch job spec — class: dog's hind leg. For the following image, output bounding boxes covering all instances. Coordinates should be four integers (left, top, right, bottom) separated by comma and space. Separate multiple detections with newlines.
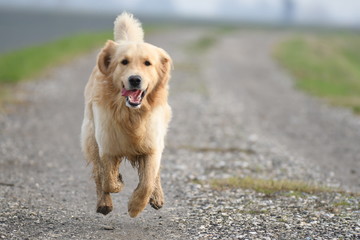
128, 153, 161, 218
149, 171, 164, 210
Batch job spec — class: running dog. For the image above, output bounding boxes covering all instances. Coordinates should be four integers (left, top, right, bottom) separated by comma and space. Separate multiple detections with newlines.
81, 12, 172, 218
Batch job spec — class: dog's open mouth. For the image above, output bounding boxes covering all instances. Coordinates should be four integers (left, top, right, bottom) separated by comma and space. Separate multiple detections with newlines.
121, 88, 146, 108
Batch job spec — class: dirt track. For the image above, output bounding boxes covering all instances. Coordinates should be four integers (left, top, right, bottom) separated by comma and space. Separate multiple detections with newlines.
0, 28, 359, 239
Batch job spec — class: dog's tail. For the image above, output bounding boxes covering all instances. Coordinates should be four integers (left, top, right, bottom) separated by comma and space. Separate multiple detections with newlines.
114, 12, 144, 42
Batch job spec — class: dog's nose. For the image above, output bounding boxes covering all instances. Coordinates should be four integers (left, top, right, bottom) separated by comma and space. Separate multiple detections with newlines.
128, 75, 142, 87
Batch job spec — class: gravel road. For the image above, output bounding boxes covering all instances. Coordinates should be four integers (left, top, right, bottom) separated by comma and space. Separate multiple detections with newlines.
0, 27, 359, 239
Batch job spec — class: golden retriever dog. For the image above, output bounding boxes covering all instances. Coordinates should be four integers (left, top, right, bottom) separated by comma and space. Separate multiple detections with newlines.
80, 12, 172, 218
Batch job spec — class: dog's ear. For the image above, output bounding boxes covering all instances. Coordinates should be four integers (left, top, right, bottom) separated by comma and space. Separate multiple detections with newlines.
97, 40, 117, 75
157, 48, 172, 84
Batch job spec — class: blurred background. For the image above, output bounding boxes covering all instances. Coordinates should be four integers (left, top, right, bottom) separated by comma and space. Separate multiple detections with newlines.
1, 0, 360, 113
1, 0, 360, 53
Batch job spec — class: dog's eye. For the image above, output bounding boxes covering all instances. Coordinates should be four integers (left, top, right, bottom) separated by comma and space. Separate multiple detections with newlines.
144, 60, 151, 66
121, 59, 129, 65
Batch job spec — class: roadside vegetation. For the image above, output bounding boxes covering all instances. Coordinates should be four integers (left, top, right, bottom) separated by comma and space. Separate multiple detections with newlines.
274, 32, 360, 114
0, 31, 112, 84
187, 35, 217, 53
0, 31, 112, 106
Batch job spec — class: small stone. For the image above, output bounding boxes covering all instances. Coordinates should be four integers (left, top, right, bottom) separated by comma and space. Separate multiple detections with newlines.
248, 134, 258, 143
102, 225, 114, 230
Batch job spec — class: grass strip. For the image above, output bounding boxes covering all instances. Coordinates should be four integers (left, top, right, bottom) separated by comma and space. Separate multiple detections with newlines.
0, 31, 112, 84
274, 33, 360, 114
210, 176, 339, 195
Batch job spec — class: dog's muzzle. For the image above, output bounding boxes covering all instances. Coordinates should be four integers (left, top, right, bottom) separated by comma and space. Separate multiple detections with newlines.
121, 88, 146, 109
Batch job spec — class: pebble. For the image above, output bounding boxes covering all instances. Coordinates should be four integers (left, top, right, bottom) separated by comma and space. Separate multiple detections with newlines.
102, 225, 114, 231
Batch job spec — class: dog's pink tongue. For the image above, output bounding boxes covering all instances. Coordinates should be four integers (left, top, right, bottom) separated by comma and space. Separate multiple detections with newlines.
121, 89, 142, 99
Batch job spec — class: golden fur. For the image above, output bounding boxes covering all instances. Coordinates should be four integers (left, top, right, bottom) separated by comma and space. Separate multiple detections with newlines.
80, 12, 172, 218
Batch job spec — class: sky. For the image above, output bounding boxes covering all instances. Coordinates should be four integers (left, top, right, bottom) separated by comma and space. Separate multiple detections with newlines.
1, 0, 360, 26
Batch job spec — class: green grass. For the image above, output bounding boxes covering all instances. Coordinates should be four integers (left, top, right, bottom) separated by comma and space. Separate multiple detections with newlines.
274, 33, 360, 114
333, 200, 351, 207
210, 176, 336, 195
186, 35, 217, 53
0, 31, 112, 84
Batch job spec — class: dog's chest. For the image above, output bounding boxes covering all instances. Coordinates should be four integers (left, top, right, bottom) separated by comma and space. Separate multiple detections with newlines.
93, 104, 167, 156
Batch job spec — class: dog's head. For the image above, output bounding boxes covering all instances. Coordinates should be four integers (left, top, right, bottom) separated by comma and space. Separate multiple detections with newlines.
97, 40, 171, 109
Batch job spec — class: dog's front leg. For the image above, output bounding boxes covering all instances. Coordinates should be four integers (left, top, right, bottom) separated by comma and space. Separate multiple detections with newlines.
100, 155, 123, 193
93, 162, 113, 215
96, 155, 123, 215
128, 152, 161, 218
149, 172, 164, 210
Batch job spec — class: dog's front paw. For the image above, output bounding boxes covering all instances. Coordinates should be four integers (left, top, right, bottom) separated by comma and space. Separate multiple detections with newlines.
149, 198, 163, 210
97, 205, 113, 215
96, 192, 113, 215
149, 192, 164, 210
128, 195, 148, 218
128, 201, 147, 218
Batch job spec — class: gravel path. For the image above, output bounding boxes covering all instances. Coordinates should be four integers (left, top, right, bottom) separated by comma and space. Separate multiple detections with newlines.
0, 28, 359, 239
